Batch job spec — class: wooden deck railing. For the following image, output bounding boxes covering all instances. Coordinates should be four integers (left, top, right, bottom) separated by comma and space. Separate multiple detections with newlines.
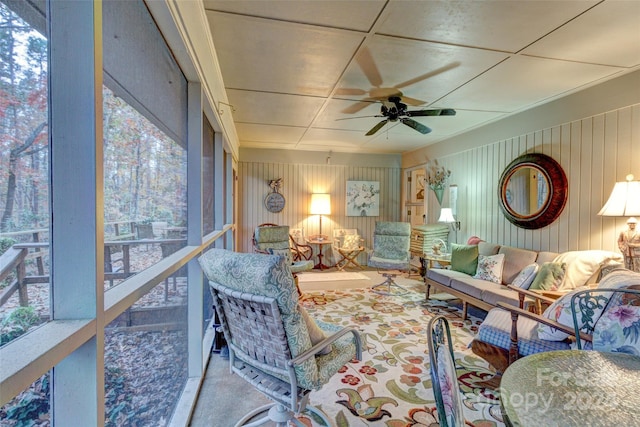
0, 238, 187, 309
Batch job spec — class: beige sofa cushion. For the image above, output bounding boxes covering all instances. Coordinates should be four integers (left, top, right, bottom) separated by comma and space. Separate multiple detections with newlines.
427, 268, 470, 287
536, 251, 559, 264
480, 286, 521, 308
498, 246, 538, 285
478, 242, 500, 256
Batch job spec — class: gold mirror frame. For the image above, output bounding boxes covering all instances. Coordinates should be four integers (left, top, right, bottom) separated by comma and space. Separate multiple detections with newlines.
498, 153, 568, 229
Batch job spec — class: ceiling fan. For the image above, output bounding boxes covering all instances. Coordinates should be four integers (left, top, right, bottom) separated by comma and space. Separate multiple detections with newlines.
353, 96, 456, 136
336, 46, 460, 115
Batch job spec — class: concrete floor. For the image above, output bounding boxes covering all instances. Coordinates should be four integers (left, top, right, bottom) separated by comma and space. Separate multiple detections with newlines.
189, 349, 271, 427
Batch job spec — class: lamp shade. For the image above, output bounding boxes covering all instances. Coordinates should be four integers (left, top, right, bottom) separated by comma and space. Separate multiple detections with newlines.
310, 193, 331, 215
598, 175, 640, 217
438, 208, 456, 223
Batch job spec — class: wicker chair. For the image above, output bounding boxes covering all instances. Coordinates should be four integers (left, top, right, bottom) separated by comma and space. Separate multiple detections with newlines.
198, 248, 362, 427
367, 221, 412, 295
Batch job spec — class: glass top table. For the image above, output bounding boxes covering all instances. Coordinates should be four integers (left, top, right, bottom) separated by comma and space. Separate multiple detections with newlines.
500, 350, 640, 426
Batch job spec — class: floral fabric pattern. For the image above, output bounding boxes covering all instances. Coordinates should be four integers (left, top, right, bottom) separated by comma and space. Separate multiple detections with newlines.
473, 254, 505, 285
299, 281, 503, 427
538, 269, 640, 342
436, 346, 466, 427
592, 286, 640, 356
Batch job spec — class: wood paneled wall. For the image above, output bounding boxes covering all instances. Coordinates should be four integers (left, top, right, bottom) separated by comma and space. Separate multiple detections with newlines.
428, 103, 640, 253
238, 161, 402, 265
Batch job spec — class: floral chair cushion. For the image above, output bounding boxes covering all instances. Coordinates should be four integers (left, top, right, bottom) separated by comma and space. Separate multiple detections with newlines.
343, 234, 361, 251
473, 253, 505, 284
436, 345, 465, 427
592, 285, 640, 355
538, 269, 638, 342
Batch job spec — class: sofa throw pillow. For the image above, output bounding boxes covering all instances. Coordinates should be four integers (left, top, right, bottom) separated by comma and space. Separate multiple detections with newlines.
591, 286, 640, 354
511, 263, 539, 289
473, 253, 505, 284
267, 247, 293, 265
450, 243, 479, 276
539, 269, 640, 342
553, 250, 624, 290
298, 304, 332, 355
529, 262, 566, 291
537, 288, 589, 341
342, 234, 361, 251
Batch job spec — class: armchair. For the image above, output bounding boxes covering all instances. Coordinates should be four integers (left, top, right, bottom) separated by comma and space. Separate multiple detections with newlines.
368, 221, 412, 295
471, 268, 640, 387
252, 224, 314, 293
253, 223, 313, 263
332, 228, 365, 270
198, 249, 362, 426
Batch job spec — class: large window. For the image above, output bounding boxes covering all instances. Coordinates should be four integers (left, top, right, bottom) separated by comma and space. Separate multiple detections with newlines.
0, 0, 49, 342
0, 0, 232, 425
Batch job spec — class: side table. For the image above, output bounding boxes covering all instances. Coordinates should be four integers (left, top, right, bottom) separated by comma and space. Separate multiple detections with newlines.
306, 237, 332, 270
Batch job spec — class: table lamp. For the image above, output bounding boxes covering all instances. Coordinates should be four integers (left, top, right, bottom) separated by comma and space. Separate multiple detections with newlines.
310, 193, 331, 240
598, 174, 640, 271
438, 207, 460, 243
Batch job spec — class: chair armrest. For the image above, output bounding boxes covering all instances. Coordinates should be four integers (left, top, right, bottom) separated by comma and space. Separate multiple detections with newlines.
496, 303, 581, 337
496, 302, 592, 360
290, 326, 362, 365
506, 284, 557, 313
290, 237, 313, 261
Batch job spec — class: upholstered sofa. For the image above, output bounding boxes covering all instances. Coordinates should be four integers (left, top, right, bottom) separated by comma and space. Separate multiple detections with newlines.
425, 242, 622, 319
471, 268, 640, 387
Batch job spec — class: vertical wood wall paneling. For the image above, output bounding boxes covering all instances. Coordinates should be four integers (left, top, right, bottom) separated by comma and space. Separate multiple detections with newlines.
238, 161, 401, 266
435, 103, 640, 254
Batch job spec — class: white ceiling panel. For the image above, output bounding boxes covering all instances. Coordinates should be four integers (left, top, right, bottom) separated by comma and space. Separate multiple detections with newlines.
378, 0, 599, 53
438, 55, 625, 112
522, 1, 640, 68
206, 11, 364, 96
203, 0, 386, 32
203, 0, 640, 154
236, 123, 306, 143
227, 89, 326, 127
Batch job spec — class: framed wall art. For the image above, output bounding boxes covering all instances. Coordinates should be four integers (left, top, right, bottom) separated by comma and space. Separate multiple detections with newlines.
346, 180, 380, 217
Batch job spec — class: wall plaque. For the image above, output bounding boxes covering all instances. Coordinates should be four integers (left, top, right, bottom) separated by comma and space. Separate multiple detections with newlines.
264, 178, 285, 213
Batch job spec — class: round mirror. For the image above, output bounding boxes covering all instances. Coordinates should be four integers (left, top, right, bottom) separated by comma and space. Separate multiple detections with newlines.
498, 153, 567, 229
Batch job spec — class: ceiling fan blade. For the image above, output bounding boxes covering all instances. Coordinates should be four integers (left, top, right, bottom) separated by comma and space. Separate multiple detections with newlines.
356, 46, 383, 88
400, 96, 428, 106
341, 101, 373, 114
401, 118, 431, 134
395, 62, 461, 89
335, 88, 367, 96
365, 119, 388, 136
407, 108, 456, 117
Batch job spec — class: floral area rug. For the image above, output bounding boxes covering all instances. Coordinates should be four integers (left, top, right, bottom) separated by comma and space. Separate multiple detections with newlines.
299, 282, 505, 427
